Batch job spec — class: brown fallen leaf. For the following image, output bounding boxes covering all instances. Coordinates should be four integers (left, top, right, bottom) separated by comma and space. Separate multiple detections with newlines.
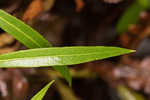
0, 33, 20, 54
22, 0, 43, 21
74, 0, 85, 13
0, 33, 15, 47
0, 42, 20, 54
42, 0, 55, 11
119, 11, 150, 49
120, 33, 132, 48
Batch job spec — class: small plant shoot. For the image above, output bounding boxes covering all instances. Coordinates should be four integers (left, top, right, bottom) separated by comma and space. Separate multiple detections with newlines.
0, 9, 136, 100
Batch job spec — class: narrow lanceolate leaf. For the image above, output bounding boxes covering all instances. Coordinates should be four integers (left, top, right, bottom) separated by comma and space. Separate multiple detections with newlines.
137, 0, 150, 9
0, 9, 71, 86
53, 66, 72, 86
116, 1, 147, 33
0, 9, 51, 48
118, 85, 145, 100
31, 80, 55, 100
0, 46, 135, 68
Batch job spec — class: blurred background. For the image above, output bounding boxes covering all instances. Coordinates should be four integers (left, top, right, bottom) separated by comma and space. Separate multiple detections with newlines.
0, 0, 150, 100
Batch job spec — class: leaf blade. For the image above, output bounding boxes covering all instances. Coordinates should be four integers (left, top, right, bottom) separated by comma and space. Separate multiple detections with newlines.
0, 9, 71, 85
52, 66, 72, 86
0, 9, 51, 48
116, 1, 145, 33
31, 80, 55, 100
0, 46, 135, 68
118, 85, 145, 100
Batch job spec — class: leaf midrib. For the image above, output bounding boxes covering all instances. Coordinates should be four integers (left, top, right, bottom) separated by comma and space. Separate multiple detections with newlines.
0, 46, 124, 56
0, 50, 128, 62
0, 16, 42, 48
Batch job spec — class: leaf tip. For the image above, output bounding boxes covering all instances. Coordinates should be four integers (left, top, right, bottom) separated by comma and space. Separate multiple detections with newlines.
47, 80, 55, 88
50, 80, 55, 84
130, 50, 136, 53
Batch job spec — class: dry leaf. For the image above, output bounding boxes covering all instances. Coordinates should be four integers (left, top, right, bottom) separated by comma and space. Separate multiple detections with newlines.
0, 33, 15, 47
43, 0, 55, 11
22, 0, 43, 21
74, 0, 85, 13
0, 42, 20, 54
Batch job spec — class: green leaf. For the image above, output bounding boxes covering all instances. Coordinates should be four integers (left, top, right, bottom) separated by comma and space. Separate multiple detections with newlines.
137, 0, 150, 9
0, 9, 51, 48
0, 9, 71, 85
31, 80, 55, 100
0, 46, 135, 67
116, 1, 146, 33
53, 66, 72, 86
118, 85, 145, 100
